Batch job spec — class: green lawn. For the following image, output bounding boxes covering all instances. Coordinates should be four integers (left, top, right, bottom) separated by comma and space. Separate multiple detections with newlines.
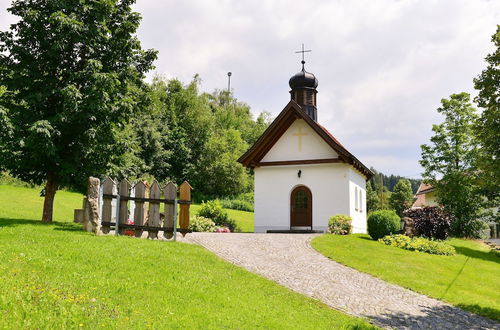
0, 185, 374, 329
191, 203, 254, 232
312, 234, 500, 321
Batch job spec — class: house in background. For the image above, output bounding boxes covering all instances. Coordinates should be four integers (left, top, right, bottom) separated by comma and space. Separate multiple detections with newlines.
412, 183, 438, 208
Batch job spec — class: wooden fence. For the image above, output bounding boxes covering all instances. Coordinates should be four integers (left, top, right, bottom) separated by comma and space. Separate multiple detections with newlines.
77, 177, 192, 241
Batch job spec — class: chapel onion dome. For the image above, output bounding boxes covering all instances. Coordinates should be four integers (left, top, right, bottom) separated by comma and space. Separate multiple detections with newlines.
289, 61, 319, 90
289, 60, 318, 121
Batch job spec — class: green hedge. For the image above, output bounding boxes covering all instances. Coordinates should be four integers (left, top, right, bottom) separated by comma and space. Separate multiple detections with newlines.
367, 210, 401, 240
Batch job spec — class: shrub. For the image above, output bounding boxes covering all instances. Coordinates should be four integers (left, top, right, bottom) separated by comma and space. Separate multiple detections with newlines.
328, 214, 352, 235
218, 199, 254, 212
197, 200, 238, 232
367, 210, 401, 240
379, 234, 456, 256
189, 216, 216, 232
403, 207, 454, 240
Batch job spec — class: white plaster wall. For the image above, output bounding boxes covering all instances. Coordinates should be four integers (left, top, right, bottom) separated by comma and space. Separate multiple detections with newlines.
254, 163, 350, 233
261, 119, 338, 162
348, 168, 367, 233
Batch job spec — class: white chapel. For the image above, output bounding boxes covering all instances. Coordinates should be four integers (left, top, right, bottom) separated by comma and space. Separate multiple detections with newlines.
238, 59, 373, 233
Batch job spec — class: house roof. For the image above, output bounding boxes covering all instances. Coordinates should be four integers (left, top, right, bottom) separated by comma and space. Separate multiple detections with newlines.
415, 183, 435, 195
237, 100, 373, 180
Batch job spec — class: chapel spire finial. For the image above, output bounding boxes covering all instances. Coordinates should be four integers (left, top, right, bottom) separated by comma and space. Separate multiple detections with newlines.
295, 43, 311, 70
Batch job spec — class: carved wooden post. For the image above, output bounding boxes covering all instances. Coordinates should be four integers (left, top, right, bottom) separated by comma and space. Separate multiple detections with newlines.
148, 181, 161, 239
118, 179, 131, 235
133, 181, 147, 238
83, 177, 101, 234
179, 181, 192, 237
101, 178, 115, 234
163, 182, 177, 239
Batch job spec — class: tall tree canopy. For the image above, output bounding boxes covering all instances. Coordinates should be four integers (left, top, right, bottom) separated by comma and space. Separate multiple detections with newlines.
473, 25, 500, 222
0, 0, 157, 222
124, 77, 271, 200
420, 93, 483, 237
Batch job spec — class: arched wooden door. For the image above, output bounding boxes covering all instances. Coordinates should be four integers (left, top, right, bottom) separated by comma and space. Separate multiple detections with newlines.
290, 186, 312, 228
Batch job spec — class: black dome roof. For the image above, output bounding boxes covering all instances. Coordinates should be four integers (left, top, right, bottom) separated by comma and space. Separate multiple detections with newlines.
289, 63, 318, 90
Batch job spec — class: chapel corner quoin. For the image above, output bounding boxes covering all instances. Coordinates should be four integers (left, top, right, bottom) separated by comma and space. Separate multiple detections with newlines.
75, 177, 192, 241
238, 60, 373, 234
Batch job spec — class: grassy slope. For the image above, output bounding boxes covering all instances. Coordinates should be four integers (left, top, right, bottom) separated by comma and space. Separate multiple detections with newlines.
191, 203, 254, 232
0, 185, 374, 329
312, 234, 500, 321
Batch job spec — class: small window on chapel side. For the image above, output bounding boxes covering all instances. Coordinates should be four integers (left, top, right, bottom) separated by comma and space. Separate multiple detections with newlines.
359, 190, 363, 212
355, 187, 358, 211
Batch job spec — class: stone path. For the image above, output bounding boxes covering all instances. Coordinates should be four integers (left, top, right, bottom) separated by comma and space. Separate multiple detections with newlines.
184, 233, 499, 330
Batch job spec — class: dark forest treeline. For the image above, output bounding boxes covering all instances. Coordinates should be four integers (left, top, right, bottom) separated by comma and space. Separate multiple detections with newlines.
368, 168, 421, 193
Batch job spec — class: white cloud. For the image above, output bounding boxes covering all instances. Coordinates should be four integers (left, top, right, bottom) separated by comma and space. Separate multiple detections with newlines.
1, 0, 498, 177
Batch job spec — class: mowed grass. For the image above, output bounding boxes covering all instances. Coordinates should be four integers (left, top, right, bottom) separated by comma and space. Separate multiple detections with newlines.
312, 234, 500, 321
191, 203, 254, 232
0, 185, 375, 329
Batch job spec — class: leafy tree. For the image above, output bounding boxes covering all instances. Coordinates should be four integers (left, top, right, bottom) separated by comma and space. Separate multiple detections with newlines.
420, 93, 483, 237
366, 182, 380, 213
389, 179, 414, 217
0, 0, 157, 222
194, 129, 250, 197
473, 25, 500, 224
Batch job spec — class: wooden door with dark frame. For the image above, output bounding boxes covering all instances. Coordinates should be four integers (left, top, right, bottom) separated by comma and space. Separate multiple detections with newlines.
290, 186, 312, 228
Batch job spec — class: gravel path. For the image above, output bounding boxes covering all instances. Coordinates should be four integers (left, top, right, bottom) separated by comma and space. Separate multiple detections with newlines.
184, 233, 499, 330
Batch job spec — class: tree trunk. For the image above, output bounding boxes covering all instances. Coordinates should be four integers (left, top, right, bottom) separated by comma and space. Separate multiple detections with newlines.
42, 173, 58, 223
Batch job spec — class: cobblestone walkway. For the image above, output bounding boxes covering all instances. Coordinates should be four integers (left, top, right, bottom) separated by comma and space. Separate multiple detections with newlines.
185, 233, 499, 330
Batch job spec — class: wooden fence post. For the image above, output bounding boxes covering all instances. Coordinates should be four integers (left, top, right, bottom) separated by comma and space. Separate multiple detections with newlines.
179, 181, 192, 237
148, 181, 161, 239
118, 179, 131, 235
133, 181, 147, 238
164, 182, 177, 239
101, 178, 115, 234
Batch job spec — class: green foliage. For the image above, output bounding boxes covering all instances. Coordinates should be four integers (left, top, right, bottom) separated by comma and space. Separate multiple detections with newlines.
366, 182, 380, 213
389, 179, 414, 217
367, 210, 401, 240
0, 0, 157, 221
379, 234, 456, 256
473, 25, 500, 225
188, 215, 216, 232
328, 214, 352, 235
197, 200, 238, 232
194, 129, 250, 197
217, 198, 254, 212
420, 93, 484, 238
129, 77, 270, 200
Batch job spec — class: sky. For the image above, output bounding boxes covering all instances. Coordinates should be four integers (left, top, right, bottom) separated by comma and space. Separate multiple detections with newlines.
1, 0, 499, 178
